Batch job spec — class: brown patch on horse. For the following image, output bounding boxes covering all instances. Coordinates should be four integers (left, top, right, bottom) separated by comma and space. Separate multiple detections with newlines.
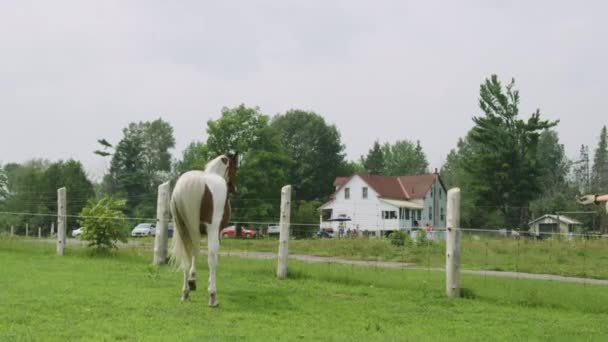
199, 184, 214, 235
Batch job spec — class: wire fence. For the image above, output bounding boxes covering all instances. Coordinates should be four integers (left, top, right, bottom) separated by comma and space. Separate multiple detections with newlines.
2, 208, 608, 287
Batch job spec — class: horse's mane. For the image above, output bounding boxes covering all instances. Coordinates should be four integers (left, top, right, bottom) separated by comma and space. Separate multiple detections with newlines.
204, 155, 227, 175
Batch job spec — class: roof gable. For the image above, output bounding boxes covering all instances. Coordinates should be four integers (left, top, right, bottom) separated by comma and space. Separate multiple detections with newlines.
528, 214, 582, 225
332, 173, 441, 200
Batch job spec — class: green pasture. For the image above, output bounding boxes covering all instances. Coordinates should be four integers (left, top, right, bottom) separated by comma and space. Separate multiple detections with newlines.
1, 238, 607, 341
215, 234, 608, 279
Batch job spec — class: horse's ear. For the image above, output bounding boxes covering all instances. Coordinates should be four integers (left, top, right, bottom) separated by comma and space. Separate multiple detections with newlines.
221, 156, 229, 165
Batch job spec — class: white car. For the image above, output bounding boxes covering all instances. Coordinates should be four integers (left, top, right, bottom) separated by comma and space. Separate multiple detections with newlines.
71, 227, 84, 238
267, 225, 280, 235
131, 223, 155, 237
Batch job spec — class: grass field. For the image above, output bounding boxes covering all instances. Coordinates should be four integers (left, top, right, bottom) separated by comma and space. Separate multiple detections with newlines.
214, 234, 608, 279
1, 237, 608, 341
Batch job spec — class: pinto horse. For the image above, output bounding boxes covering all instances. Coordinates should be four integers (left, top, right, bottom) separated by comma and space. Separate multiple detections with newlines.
170, 153, 238, 307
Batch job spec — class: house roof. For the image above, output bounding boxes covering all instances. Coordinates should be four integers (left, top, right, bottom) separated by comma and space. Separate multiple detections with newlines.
528, 214, 582, 226
333, 173, 444, 200
334, 177, 349, 189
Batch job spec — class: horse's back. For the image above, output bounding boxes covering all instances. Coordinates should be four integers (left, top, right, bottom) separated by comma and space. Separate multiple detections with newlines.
172, 171, 228, 227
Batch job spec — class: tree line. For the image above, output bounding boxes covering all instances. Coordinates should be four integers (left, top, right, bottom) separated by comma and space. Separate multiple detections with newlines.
1, 74, 608, 233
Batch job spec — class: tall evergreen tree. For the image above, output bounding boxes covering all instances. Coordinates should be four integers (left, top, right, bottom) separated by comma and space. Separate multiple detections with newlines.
464, 75, 558, 227
363, 141, 384, 174
573, 144, 590, 193
591, 126, 608, 193
97, 119, 175, 217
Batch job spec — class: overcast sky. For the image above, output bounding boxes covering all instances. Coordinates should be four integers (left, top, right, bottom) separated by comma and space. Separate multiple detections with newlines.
1, 0, 606, 181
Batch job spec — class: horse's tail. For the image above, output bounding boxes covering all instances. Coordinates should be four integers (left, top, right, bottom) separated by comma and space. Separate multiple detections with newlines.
169, 194, 194, 272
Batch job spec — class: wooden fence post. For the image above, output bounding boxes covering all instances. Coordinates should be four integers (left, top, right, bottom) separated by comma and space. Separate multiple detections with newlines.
11, 225, 14, 236
51, 222, 55, 236
154, 181, 171, 265
446, 188, 461, 298
25, 223, 29, 237
38, 227, 41, 238
277, 185, 292, 279
57, 187, 67, 256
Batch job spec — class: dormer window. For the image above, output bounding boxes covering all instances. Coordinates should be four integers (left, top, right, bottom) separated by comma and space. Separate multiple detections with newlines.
345, 187, 350, 200
362, 187, 368, 199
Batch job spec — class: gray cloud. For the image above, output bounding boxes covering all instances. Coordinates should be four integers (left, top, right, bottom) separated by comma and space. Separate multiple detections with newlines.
1, 0, 607, 180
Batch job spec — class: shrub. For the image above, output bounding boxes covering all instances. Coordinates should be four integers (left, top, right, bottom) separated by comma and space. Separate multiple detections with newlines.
416, 230, 428, 245
78, 196, 129, 251
390, 230, 413, 247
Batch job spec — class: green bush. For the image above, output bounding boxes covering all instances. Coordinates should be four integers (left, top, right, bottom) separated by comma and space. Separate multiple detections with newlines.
416, 230, 428, 245
78, 196, 129, 251
390, 230, 413, 247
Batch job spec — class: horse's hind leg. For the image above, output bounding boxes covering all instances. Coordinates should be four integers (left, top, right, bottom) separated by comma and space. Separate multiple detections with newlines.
207, 227, 220, 308
181, 258, 192, 301
188, 255, 197, 291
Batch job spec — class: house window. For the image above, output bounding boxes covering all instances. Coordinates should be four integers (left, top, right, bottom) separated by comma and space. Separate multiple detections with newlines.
439, 188, 442, 198
428, 207, 433, 220
345, 187, 350, 200
362, 187, 368, 199
382, 211, 397, 220
440, 208, 444, 221
405, 209, 410, 220
322, 209, 333, 222
417, 210, 421, 220
431, 187, 433, 198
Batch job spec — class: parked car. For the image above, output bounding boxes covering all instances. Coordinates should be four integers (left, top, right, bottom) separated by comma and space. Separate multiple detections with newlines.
220, 226, 258, 239
168, 222, 174, 238
71, 227, 84, 238
131, 223, 155, 237
316, 228, 334, 238
149, 223, 175, 238
267, 225, 280, 235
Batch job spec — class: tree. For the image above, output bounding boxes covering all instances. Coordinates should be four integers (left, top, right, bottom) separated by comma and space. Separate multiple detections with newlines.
573, 145, 590, 194
535, 130, 570, 194
363, 141, 384, 174
591, 126, 608, 193
206, 105, 291, 222
174, 141, 210, 175
98, 119, 175, 217
231, 150, 291, 222
463, 75, 558, 228
78, 196, 129, 251
0, 160, 95, 233
529, 130, 578, 220
382, 140, 429, 176
206, 105, 270, 154
43, 160, 95, 228
270, 110, 346, 200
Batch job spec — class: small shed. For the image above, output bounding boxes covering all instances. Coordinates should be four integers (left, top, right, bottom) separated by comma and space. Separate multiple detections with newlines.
528, 214, 582, 235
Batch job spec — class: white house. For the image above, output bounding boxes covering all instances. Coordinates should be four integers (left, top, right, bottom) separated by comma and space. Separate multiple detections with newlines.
319, 172, 447, 235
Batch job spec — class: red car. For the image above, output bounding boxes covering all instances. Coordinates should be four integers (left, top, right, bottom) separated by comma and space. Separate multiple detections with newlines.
220, 226, 258, 239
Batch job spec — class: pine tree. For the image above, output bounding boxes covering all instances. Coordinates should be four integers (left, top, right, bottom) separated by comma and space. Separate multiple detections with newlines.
591, 126, 608, 193
573, 145, 590, 193
363, 141, 384, 174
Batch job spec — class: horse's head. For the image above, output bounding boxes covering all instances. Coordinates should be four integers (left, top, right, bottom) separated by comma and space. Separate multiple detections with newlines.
205, 153, 239, 194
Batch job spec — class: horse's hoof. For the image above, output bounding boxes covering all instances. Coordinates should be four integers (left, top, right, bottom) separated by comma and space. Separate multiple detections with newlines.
188, 280, 197, 291
208, 293, 219, 308
181, 294, 190, 302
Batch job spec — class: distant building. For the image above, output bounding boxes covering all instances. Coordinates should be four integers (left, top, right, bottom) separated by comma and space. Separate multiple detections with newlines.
528, 214, 582, 235
319, 172, 447, 235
